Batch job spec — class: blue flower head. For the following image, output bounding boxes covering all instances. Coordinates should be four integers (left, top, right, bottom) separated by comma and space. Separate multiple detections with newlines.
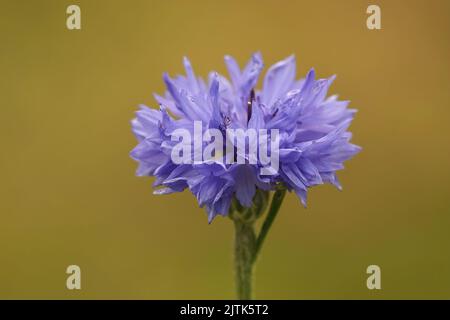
131, 53, 361, 222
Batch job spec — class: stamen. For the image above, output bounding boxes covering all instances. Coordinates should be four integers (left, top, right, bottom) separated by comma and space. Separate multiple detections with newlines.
272, 108, 279, 118
224, 116, 231, 127
247, 89, 255, 123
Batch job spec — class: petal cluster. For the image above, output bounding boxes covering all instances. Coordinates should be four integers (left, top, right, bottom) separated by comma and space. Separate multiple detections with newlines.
131, 53, 361, 222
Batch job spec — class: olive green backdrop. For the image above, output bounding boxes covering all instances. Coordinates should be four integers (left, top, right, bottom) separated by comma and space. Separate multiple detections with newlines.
1, 0, 449, 299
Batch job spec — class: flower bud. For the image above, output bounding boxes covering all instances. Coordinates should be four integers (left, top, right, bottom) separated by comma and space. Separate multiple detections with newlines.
229, 189, 269, 224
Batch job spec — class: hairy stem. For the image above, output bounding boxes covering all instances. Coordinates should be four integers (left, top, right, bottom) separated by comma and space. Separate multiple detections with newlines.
232, 188, 286, 299
234, 219, 256, 300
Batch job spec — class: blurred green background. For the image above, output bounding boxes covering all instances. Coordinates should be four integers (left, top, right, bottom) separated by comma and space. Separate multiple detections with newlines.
1, 0, 449, 299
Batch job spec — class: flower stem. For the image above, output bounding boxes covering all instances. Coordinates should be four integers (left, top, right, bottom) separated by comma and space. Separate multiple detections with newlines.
232, 188, 286, 299
253, 188, 286, 264
233, 219, 256, 300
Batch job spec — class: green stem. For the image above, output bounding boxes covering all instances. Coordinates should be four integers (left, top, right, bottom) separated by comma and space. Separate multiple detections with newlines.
232, 188, 286, 300
234, 219, 256, 300
253, 188, 286, 264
